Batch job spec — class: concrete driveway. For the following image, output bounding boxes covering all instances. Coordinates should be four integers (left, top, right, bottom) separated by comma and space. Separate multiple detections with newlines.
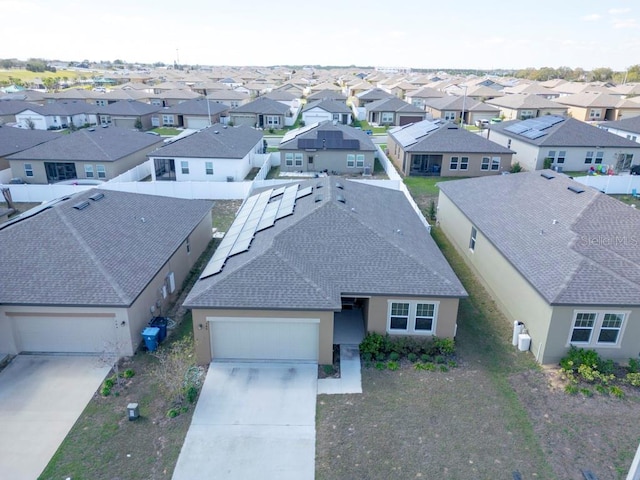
172, 362, 317, 480
0, 355, 110, 480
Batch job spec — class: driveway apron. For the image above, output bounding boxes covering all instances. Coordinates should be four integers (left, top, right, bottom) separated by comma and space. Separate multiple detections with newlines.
0, 355, 110, 479
172, 362, 317, 480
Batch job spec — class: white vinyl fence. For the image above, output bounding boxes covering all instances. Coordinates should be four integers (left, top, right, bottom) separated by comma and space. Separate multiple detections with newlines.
574, 174, 640, 194
0, 169, 12, 184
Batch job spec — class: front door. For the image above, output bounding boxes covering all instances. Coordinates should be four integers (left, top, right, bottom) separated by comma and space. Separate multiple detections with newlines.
44, 162, 77, 183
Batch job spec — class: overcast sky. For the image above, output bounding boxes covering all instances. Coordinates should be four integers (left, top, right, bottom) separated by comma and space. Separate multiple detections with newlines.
1, 0, 638, 71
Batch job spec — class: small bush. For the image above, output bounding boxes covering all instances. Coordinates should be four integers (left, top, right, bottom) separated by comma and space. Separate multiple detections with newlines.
375, 362, 387, 371
434, 355, 445, 364
104, 377, 115, 389
628, 358, 640, 373
448, 360, 458, 368
626, 372, 640, 387
421, 354, 432, 363
360, 332, 387, 357
510, 162, 523, 173
595, 384, 609, 395
375, 352, 386, 362
387, 361, 399, 371
388, 352, 400, 362
439, 365, 449, 372
610, 386, 625, 398
100, 385, 112, 396
362, 352, 372, 362
167, 408, 180, 418
122, 369, 135, 378
322, 364, 336, 376
580, 388, 593, 397
407, 353, 418, 363
560, 346, 601, 373
431, 337, 455, 356
565, 384, 579, 395
185, 385, 198, 404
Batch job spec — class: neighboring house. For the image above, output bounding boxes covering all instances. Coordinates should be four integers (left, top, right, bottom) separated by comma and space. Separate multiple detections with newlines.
485, 94, 568, 121
387, 120, 513, 176
306, 89, 347, 102
0, 126, 59, 171
148, 124, 263, 182
279, 121, 376, 174
364, 97, 426, 126
463, 85, 505, 101
96, 100, 161, 130
43, 88, 99, 104
302, 99, 352, 125
229, 97, 292, 128
272, 82, 306, 98
405, 87, 446, 110
553, 92, 640, 122
0, 89, 46, 105
151, 88, 202, 107
206, 89, 251, 109
15, 101, 98, 130
437, 171, 640, 365
0, 189, 212, 357
185, 177, 467, 364
487, 116, 640, 172
155, 99, 229, 129
0, 100, 36, 125
101, 89, 151, 105
263, 90, 301, 111
502, 82, 560, 98
7, 126, 163, 183
353, 88, 395, 107
424, 96, 499, 125
599, 116, 640, 143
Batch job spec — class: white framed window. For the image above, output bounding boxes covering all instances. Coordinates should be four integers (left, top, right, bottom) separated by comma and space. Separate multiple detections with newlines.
95, 100, 106, 107
96, 165, 106, 178
556, 151, 566, 164
595, 151, 604, 164
469, 226, 477, 251
162, 115, 174, 126
444, 111, 456, 121
460, 157, 469, 170
151, 99, 162, 106
491, 157, 501, 170
230, 101, 239, 108
520, 110, 535, 119
450, 156, 459, 170
547, 150, 556, 161
205, 161, 214, 175
387, 300, 438, 335
100, 115, 111, 125
585, 151, 594, 164
84, 164, 94, 178
627, 134, 637, 142
285, 153, 293, 166
356, 154, 365, 168
294, 153, 303, 166
24, 163, 33, 177
381, 112, 394, 124
266, 115, 280, 126
481, 157, 490, 170
347, 154, 355, 168
589, 108, 601, 119
181, 160, 189, 174
569, 311, 627, 346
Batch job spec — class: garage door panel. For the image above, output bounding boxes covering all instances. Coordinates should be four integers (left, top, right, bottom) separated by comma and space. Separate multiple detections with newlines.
15, 316, 118, 353
210, 318, 318, 361
186, 117, 210, 129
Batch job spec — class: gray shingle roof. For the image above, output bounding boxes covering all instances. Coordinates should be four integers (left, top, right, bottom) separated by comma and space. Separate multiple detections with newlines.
365, 97, 425, 114
600, 115, 640, 135
149, 124, 262, 158
486, 94, 566, 109
8, 126, 163, 162
96, 99, 161, 115
184, 177, 466, 309
0, 126, 59, 157
279, 121, 375, 151
425, 96, 499, 113
302, 99, 351, 114
306, 90, 347, 102
161, 99, 229, 116
490, 117, 640, 147
0, 100, 37, 116
0, 190, 212, 306
356, 88, 395, 100
230, 97, 290, 115
20, 101, 97, 116
389, 120, 513, 154
438, 172, 640, 306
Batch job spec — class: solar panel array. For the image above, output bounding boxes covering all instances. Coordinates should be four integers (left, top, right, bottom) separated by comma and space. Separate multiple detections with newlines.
200, 183, 306, 279
392, 120, 441, 148
298, 130, 360, 150
502, 115, 564, 141
281, 122, 318, 144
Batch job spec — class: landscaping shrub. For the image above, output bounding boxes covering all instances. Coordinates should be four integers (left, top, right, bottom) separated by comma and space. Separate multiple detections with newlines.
375, 362, 386, 370
360, 332, 387, 357
388, 352, 400, 362
610, 386, 625, 398
185, 385, 198, 404
628, 358, 640, 373
121, 369, 135, 378
387, 361, 399, 371
420, 354, 432, 363
375, 352, 386, 362
407, 352, 418, 363
625, 372, 640, 387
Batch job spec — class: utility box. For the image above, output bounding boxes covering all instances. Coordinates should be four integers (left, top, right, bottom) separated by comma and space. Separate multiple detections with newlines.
518, 333, 532, 352
127, 403, 139, 421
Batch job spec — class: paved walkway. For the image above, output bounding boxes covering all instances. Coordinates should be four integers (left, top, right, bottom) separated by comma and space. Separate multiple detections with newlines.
172, 363, 317, 480
317, 344, 362, 394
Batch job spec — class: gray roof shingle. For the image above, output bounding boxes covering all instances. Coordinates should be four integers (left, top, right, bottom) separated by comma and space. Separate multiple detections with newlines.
0, 126, 59, 157
303, 99, 351, 114
438, 172, 640, 306
149, 124, 263, 158
0, 190, 213, 306
96, 99, 161, 116
279, 121, 376, 152
230, 97, 290, 115
600, 115, 640, 135
365, 97, 425, 114
161, 98, 229, 116
184, 177, 466, 309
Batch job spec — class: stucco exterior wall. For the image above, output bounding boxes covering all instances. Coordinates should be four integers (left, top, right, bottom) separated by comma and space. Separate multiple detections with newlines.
279, 149, 375, 174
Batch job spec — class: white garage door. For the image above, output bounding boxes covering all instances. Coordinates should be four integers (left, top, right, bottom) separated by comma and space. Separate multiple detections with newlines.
13, 315, 118, 353
186, 117, 210, 129
303, 113, 331, 125
209, 317, 319, 361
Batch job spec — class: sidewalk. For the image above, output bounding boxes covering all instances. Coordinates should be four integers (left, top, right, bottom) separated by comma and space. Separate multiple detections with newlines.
317, 344, 362, 394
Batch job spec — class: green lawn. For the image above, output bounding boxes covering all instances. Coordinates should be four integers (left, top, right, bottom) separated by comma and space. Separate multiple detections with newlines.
0, 69, 82, 83
150, 127, 181, 136
403, 176, 463, 196
354, 120, 388, 134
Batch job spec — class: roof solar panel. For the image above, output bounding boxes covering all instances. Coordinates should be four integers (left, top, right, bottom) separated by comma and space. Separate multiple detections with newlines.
256, 203, 279, 231
270, 186, 286, 198
504, 124, 530, 134
296, 186, 313, 199
521, 129, 546, 140
200, 258, 226, 278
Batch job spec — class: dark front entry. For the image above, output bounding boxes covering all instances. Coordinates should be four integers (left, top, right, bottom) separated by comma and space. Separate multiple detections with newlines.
45, 162, 77, 183
154, 158, 176, 181
410, 154, 442, 176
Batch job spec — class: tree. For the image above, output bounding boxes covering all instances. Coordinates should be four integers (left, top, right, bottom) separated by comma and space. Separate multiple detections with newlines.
589, 67, 613, 82
25, 118, 35, 130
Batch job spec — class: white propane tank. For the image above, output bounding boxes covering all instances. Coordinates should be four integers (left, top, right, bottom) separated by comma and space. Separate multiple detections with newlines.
512, 321, 524, 346
518, 333, 532, 352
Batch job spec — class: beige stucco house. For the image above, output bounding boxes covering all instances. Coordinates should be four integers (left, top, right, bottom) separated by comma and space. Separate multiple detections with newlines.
437, 172, 640, 365
0, 190, 213, 356
185, 177, 467, 365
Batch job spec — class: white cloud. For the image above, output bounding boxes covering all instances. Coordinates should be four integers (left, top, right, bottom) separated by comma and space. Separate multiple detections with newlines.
613, 18, 638, 29
581, 14, 601, 21
609, 8, 631, 14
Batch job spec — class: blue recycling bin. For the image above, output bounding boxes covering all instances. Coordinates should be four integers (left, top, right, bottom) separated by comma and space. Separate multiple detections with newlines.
148, 317, 167, 343
142, 327, 160, 352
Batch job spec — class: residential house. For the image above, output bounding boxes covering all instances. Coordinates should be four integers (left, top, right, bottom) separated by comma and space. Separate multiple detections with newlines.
148, 124, 263, 182
15, 101, 98, 130
0, 89, 46, 105
0, 190, 212, 356
405, 87, 446, 110
552, 92, 640, 122
43, 88, 99, 105
0, 126, 59, 171
598, 116, 640, 143
437, 171, 640, 364
502, 83, 559, 99
206, 89, 251, 109
463, 85, 505, 101
486, 94, 568, 121
0, 100, 36, 125
365, 97, 426, 126
302, 99, 352, 125
100, 89, 151, 106
353, 88, 395, 107
229, 97, 292, 128
96, 100, 161, 130
279, 121, 376, 174
306, 89, 347, 102
272, 82, 306, 98
185, 177, 467, 364
387, 120, 513, 176
155, 99, 229, 129
487, 116, 640, 172
7, 126, 163, 183
424, 96, 499, 125
263, 90, 301, 111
